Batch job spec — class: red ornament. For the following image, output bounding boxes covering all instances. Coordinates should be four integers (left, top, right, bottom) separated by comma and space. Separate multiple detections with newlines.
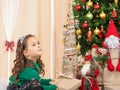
75, 4, 81, 11
82, 21, 88, 29
5, 40, 14, 51
99, 26, 104, 39
81, 0, 86, 2
92, 44, 98, 48
118, 20, 120, 25
94, 3, 100, 10
111, 9, 117, 18
87, 28, 92, 42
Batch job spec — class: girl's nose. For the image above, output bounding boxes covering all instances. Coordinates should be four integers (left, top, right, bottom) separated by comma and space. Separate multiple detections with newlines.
38, 46, 42, 50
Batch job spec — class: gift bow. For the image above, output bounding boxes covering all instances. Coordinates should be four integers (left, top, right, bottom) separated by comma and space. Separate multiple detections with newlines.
5, 40, 14, 51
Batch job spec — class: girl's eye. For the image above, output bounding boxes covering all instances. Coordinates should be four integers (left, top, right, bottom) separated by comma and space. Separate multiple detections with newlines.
32, 43, 36, 46
38, 42, 40, 45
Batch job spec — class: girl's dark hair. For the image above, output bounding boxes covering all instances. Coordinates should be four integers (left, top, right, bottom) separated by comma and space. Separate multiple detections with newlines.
12, 34, 45, 82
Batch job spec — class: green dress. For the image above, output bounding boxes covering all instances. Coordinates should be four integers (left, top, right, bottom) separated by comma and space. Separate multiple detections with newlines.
9, 62, 56, 90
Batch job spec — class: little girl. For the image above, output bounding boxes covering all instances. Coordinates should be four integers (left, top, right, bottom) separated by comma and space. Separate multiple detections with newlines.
8, 34, 57, 90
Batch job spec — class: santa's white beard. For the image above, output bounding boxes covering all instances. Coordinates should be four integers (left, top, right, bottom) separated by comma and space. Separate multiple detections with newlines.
104, 35, 120, 49
81, 64, 91, 76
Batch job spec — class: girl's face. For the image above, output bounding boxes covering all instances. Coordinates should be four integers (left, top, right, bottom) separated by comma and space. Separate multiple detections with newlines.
23, 36, 42, 62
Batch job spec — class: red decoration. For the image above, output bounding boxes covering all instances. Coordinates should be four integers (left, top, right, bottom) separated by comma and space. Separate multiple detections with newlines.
5, 40, 14, 51
111, 9, 117, 18
84, 55, 92, 61
82, 21, 88, 29
92, 44, 98, 48
116, 58, 120, 72
107, 59, 115, 72
87, 28, 92, 42
102, 42, 108, 49
94, 3, 100, 10
105, 49, 115, 72
81, 0, 86, 2
92, 44, 102, 55
75, 4, 81, 11
118, 20, 120, 25
99, 26, 104, 39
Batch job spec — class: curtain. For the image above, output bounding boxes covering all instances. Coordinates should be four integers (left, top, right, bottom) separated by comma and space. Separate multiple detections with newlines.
1, 0, 20, 80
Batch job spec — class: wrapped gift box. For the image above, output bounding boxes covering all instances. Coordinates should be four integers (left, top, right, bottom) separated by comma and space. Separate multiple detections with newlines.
55, 78, 81, 90
105, 85, 120, 90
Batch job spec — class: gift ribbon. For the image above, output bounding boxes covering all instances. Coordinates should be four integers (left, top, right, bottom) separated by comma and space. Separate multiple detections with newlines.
5, 40, 14, 51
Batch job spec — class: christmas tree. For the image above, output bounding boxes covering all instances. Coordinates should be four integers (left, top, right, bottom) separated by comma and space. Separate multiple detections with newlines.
71, 0, 120, 56
62, 0, 77, 78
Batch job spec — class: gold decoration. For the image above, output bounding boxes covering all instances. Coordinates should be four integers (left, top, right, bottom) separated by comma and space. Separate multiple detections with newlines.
76, 42, 81, 51
114, 0, 118, 5
72, 0, 76, 6
66, 20, 68, 25
62, 37, 66, 44
99, 11, 106, 19
94, 27, 100, 35
76, 28, 82, 35
86, 0, 93, 7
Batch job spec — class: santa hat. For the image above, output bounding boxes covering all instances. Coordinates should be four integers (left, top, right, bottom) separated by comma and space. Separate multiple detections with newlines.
102, 20, 120, 49
84, 55, 93, 62
105, 19, 119, 39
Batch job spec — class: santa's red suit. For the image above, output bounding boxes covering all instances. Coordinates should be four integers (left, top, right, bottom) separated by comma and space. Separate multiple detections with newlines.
80, 69, 99, 90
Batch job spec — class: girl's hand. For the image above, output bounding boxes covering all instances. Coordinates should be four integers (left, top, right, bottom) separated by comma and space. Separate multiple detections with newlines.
50, 79, 58, 85
51, 79, 55, 82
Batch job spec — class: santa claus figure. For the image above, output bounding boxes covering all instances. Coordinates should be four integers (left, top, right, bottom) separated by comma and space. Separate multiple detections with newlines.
80, 55, 99, 90
102, 19, 120, 72
104, 19, 120, 49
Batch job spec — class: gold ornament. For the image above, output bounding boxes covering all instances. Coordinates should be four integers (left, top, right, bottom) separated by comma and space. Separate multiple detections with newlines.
76, 28, 82, 35
99, 11, 106, 19
72, 0, 76, 6
86, 0, 93, 7
76, 42, 81, 51
114, 0, 118, 5
94, 27, 100, 35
